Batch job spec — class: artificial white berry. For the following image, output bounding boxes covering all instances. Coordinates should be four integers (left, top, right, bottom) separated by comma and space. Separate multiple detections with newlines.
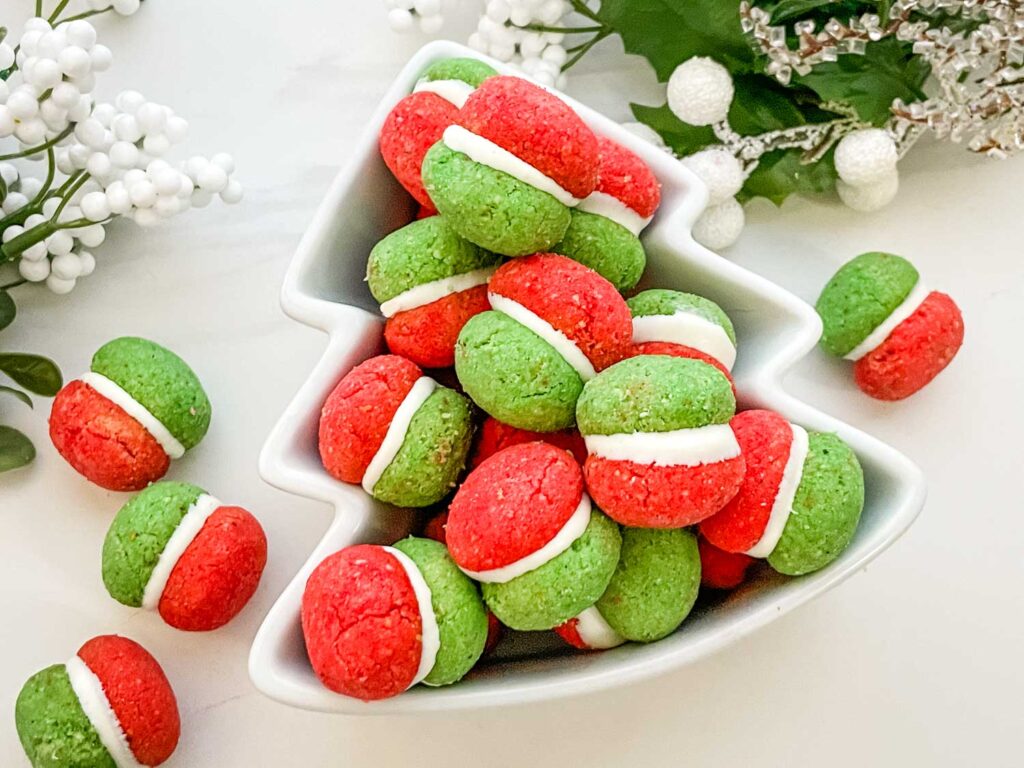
112, 114, 143, 142
115, 90, 145, 114
0, 107, 14, 138
108, 140, 139, 169
196, 164, 228, 193
86, 152, 113, 179
683, 148, 744, 206
81, 191, 112, 221
19, 178, 43, 199
37, 31, 67, 60
58, 46, 92, 79
15, 119, 47, 146
692, 197, 745, 250
191, 189, 213, 208
19, 257, 50, 282
1, 192, 29, 214
46, 231, 75, 257
129, 179, 157, 208
67, 95, 93, 123
151, 168, 182, 196
210, 153, 235, 174
142, 133, 171, 156
78, 251, 96, 276
833, 128, 898, 188
75, 118, 106, 149
105, 182, 132, 215
2, 225, 24, 243
90, 44, 113, 72
77, 224, 106, 248
51, 82, 82, 110
837, 169, 899, 212
46, 274, 76, 294
7, 89, 40, 121
164, 115, 188, 143
112, 0, 141, 15
135, 102, 166, 135
132, 207, 160, 226
65, 20, 98, 49
0, 164, 18, 186
220, 179, 244, 204
0, 43, 14, 70
388, 8, 415, 32
667, 57, 734, 127
51, 252, 83, 280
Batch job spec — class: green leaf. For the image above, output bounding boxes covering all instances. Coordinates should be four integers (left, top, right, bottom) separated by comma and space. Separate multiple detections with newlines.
0, 291, 13, 331
596, 0, 756, 81
795, 38, 930, 124
631, 102, 716, 156
0, 385, 31, 407
769, 0, 847, 23
0, 353, 62, 396
0, 425, 35, 472
739, 147, 838, 205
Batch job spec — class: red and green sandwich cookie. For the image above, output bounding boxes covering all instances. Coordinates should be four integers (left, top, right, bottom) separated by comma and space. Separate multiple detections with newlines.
422, 75, 600, 256
102, 481, 267, 631
815, 251, 964, 400
16, 635, 179, 768
577, 355, 745, 528
422, 509, 505, 655
455, 253, 632, 432
49, 336, 211, 491
469, 415, 587, 469
367, 216, 501, 368
627, 289, 738, 373
301, 537, 489, 701
553, 136, 660, 292
700, 409, 865, 576
699, 536, 754, 590
318, 354, 473, 507
380, 57, 497, 211
556, 527, 701, 650
446, 442, 622, 630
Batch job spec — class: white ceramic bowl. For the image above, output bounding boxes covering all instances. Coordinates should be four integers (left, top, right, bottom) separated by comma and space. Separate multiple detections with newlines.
250, 41, 927, 715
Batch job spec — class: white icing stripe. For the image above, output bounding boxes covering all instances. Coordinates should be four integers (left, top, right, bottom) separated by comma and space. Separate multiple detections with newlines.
584, 423, 740, 467
442, 124, 581, 207
384, 547, 440, 688
379, 267, 497, 318
80, 372, 185, 459
844, 281, 931, 361
65, 655, 144, 768
746, 424, 809, 558
413, 78, 476, 108
573, 606, 625, 650
488, 293, 596, 381
361, 377, 437, 495
577, 191, 653, 236
460, 494, 592, 584
141, 494, 221, 610
632, 311, 737, 371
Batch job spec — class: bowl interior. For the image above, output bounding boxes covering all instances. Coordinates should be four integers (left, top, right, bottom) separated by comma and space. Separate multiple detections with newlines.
251, 41, 926, 714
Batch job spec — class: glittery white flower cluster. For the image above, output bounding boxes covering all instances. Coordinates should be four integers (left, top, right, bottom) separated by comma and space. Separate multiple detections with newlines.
0, 14, 241, 297
384, 0, 458, 35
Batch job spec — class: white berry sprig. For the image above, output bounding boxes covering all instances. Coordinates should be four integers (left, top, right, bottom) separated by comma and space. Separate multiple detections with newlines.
0, 12, 241, 297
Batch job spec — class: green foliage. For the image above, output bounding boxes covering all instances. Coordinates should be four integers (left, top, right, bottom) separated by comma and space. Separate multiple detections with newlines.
0, 353, 62, 396
0, 425, 35, 472
0, 291, 13, 331
594, 0, 929, 204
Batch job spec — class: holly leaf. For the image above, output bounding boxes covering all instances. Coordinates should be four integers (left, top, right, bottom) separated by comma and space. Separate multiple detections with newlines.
631, 102, 715, 155
0, 291, 13, 332
739, 147, 839, 205
595, 0, 756, 81
0, 385, 31, 407
0, 353, 62, 396
795, 38, 930, 124
0, 425, 35, 473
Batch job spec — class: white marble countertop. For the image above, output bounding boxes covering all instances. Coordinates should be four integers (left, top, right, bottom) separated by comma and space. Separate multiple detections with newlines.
1, 1, 1021, 765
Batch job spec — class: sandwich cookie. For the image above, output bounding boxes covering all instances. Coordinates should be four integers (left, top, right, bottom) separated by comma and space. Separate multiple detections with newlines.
367, 216, 501, 368
455, 254, 632, 432
15, 635, 180, 768
301, 538, 488, 700
816, 251, 964, 400
318, 355, 473, 507
556, 527, 701, 648
700, 409, 865, 576
577, 355, 745, 528
445, 442, 622, 631
553, 136, 661, 292
49, 336, 211, 491
627, 289, 738, 372
422, 75, 600, 256
469, 415, 587, 470
380, 57, 497, 209
698, 536, 755, 590
102, 481, 268, 631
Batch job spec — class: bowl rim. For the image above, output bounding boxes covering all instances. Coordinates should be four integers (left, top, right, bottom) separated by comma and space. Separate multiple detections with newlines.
249, 40, 927, 715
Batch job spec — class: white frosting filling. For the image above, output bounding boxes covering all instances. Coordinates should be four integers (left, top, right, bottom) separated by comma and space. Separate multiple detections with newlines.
844, 281, 930, 361
412, 78, 476, 108
80, 371, 185, 459
488, 292, 596, 381
631, 311, 737, 371
379, 266, 496, 318
745, 423, 809, 558
442, 124, 581, 207
459, 493, 592, 584
141, 493, 221, 610
361, 377, 437, 495
584, 423, 740, 467
383, 547, 441, 688
577, 191, 653, 236
573, 606, 625, 650
65, 655, 143, 768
